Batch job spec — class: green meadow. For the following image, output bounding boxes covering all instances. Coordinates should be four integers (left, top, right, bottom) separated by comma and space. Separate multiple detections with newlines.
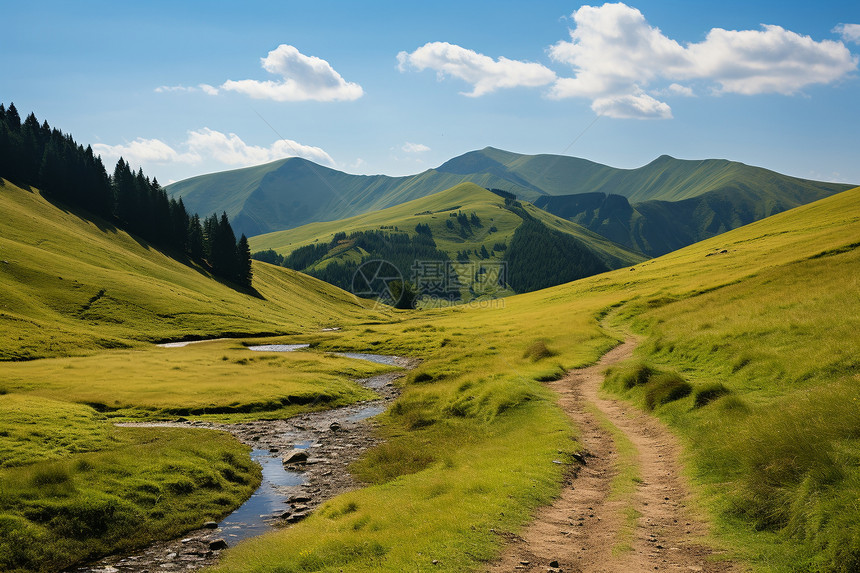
214, 186, 860, 572
1, 178, 859, 572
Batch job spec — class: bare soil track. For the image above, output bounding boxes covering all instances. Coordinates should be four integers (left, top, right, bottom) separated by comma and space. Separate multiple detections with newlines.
487, 338, 739, 573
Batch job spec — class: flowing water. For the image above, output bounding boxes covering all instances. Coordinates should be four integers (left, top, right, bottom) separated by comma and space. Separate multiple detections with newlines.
76, 344, 412, 572
204, 348, 403, 541
216, 449, 304, 542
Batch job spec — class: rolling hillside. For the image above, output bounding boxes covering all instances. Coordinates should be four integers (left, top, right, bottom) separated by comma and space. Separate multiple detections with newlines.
0, 179, 383, 360
4, 167, 859, 571
219, 184, 860, 572
249, 183, 646, 301
533, 177, 842, 256
166, 147, 852, 239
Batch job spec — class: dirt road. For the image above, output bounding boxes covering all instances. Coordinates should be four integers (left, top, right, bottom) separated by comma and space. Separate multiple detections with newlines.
486, 338, 738, 573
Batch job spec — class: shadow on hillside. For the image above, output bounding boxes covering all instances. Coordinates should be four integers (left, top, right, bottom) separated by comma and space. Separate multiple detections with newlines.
29, 186, 266, 299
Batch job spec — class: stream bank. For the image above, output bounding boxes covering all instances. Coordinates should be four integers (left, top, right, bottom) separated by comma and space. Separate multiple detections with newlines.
67, 354, 416, 573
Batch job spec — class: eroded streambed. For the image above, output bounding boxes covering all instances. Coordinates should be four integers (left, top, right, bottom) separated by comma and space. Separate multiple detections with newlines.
68, 349, 416, 573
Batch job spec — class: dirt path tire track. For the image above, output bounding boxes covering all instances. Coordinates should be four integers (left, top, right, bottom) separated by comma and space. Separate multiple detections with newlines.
486, 338, 739, 573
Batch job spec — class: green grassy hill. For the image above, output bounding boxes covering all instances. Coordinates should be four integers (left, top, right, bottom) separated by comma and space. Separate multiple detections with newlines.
4, 164, 860, 572
213, 185, 860, 572
533, 176, 845, 257
0, 179, 383, 360
249, 183, 645, 300
166, 147, 852, 240
0, 177, 402, 571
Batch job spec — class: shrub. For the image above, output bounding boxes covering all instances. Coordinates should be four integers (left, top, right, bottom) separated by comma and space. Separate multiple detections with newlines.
643, 372, 692, 411
412, 372, 434, 384
693, 382, 731, 408
605, 362, 654, 390
523, 340, 556, 361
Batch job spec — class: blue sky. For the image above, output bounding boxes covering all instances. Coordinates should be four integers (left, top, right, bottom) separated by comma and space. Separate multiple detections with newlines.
4, 1, 859, 185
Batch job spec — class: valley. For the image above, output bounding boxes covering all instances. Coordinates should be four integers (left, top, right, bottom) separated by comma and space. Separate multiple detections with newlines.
3, 166, 858, 571
5, 1, 860, 570
2, 105, 859, 573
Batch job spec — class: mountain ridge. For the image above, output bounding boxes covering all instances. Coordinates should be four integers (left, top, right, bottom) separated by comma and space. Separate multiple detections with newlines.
167, 147, 853, 240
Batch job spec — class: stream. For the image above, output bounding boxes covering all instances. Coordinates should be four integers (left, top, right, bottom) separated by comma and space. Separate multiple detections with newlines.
69, 348, 416, 573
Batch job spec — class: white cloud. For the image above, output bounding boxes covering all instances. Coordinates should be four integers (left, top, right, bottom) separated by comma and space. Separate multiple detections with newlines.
155, 83, 220, 95
92, 138, 198, 165
185, 128, 335, 167
402, 142, 430, 153
686, 25, 857, 95
220, 44, 363, 102
397, 41, 556, 97
347, 158, 366, 171
549, 3, 858, 118
92, 129, 334, 171
834, 23, 860, 44
199, 83, 220, 95
592, 92, 673, 119
154, 85, 197, 93
667, 83, 694, 97
651, 83, 695, 97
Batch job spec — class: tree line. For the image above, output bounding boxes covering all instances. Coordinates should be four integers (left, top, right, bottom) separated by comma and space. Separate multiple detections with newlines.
502, 202, 608, 292
253, 228, 456, 306
0, 103, 251, 287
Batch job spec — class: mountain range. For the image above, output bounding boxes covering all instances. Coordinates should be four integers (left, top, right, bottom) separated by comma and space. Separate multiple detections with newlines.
166, 147, 853, 253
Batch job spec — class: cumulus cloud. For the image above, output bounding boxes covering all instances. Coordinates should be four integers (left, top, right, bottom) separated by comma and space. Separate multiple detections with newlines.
592, 92, 673, 119
184, 128, 334, 166
402, 142, 430, 153
396, 41, 556, 97
92, 129, 334, 171
220, 44, 363, 102
549, 2, 858, 118
92, 138, 197, 165
834, 23, 860, 44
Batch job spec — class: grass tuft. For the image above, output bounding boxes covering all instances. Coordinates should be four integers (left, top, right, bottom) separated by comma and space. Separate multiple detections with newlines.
605, 362, 654, 390
523, 339, 556, 361
693, 382, 732, 408
643, 372, 692, 411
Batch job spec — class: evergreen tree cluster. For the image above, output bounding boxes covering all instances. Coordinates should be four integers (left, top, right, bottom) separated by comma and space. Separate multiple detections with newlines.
251, 249, 285, 266
261, 229, 454, 303
0, 103, 251, 288
488, 188, 517, 201
504, 217, 608, 293
414, 222, 432, 236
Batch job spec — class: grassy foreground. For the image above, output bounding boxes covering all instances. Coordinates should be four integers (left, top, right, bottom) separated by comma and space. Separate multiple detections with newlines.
0, 424, 260, 572
212, 186, 859, 572
0, 180, 397, 570
3, 177, 859, 572
0, 343, 396, 572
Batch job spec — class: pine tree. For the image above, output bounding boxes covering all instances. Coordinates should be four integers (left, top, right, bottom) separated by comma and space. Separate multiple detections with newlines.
5, 103, 20, 131
188, 214, 204, 259
237, 234, 253, 287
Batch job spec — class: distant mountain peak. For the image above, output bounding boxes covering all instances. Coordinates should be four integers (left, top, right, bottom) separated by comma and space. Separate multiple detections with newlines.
167, 147, 853, 240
